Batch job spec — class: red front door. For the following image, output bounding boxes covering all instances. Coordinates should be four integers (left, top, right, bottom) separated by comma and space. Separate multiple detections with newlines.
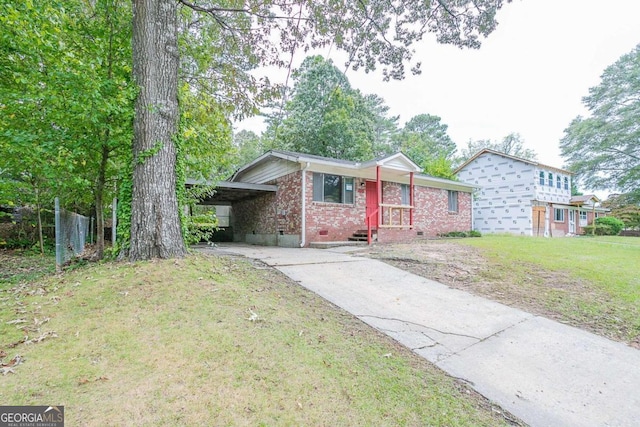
366, 181, 378, 228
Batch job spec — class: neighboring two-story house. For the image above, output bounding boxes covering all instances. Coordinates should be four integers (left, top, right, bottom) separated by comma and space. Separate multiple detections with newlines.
455, 149, 607, 237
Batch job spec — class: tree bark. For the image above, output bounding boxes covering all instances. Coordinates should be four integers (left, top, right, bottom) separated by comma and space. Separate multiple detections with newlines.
130, 0, 186, 260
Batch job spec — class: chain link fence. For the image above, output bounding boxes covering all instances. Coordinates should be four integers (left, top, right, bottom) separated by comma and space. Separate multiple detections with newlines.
54, 198, 89, 272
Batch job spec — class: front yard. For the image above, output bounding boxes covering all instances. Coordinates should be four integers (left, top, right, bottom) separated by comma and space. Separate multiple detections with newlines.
365, 235, 640, 347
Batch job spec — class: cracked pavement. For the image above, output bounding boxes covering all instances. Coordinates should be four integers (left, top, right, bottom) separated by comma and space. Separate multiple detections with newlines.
200, 244, 640, 427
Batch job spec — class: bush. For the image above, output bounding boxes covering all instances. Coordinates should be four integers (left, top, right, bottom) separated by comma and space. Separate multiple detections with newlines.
438, 230, 482, 238
595, 216, 625, 235
185, 213, 218, 244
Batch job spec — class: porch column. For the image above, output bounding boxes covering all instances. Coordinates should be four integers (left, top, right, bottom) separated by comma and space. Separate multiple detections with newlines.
376, 165, 382, 226
409, 171, 414, 227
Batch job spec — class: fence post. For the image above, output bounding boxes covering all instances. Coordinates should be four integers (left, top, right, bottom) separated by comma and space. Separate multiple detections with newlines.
54, 197, 62, 273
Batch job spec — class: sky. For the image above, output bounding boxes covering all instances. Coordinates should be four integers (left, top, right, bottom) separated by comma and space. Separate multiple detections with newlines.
237, 0, 640, 171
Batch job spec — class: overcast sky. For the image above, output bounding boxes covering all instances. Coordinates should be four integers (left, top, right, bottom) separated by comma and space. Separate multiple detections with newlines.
237, 0, 640, 170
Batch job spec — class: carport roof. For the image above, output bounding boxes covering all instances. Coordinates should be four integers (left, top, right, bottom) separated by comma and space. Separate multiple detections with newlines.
185, 179, 277, 205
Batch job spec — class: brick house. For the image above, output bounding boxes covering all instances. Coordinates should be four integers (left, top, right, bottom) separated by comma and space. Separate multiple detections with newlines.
455, 148, 608, 237
198, 150, 476, 247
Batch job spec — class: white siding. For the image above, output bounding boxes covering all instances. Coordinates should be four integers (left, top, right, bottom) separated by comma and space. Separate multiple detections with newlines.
459, 153, 536, 235
533, 168, 572, 203
458, 153, 575, 236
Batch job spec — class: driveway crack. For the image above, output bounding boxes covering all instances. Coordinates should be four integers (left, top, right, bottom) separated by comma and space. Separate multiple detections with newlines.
357, 314, 482, 341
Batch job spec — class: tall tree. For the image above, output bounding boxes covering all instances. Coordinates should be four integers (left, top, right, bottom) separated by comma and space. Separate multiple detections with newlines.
0, 0, 134, 257
233, 130, 264, 168
560, 44, 640, 203
130, 0, 185, 259
457, 132, 537, 165
364, 94, 400, 157
130, 0, 511, 260
396, 114, 457, 173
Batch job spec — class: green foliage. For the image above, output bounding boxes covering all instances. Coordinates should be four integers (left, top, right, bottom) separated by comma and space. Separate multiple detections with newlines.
595, 216, 625, 235
267, 56, 378, 161
1, 0, 135, 257
560, 44, 640, 201
114, 162, 133, 256
457, 133, 537, 165
233, 130, 264, 168
424, 156, 457, 180
397, 114, 457, 173
184, 213, 219, 245
439, 230, 482, 238
602, 194, 640, 230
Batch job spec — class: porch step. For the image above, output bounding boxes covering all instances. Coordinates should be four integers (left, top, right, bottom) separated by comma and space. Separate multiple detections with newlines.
347, 230, 376, 242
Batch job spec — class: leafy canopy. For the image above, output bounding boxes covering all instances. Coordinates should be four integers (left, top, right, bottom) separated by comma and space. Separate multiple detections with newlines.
560, 43, 640, 203
457, 132, 537, 165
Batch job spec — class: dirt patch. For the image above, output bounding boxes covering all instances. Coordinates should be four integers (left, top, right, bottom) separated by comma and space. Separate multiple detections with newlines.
361, 240, 640, 348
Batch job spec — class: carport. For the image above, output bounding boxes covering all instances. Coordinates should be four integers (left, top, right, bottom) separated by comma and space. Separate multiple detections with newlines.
186, 180, 277, 206
185, 179, 278, 242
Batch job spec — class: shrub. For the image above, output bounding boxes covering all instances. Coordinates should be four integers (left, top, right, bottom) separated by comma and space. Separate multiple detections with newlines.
439, 230, 482, 238
185, 213, 218, 244
595, 216, 625, 235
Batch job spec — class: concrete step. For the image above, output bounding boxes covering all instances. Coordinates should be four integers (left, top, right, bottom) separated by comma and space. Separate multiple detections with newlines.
309, 241, 367, 249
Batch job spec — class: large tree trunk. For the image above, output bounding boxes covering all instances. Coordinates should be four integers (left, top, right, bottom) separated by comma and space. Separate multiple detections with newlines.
129, 0, 186, 260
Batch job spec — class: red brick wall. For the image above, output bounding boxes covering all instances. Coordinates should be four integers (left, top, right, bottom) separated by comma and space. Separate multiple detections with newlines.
303, 172, 367, 244
234, 170, 472, 246
376, 185, 472, 243
233, 171, 302, 240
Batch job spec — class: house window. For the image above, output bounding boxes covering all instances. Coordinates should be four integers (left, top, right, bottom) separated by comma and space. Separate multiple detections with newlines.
448, 190, 458, 213
564, 177, 569, 190
556, 176, 562, 189
579, 210, 587, 226
312, 173, 354, 204
554, 208, 565, 222
539, 171, 545, 186
401, 184, 410, 205
548, 172, 553, 187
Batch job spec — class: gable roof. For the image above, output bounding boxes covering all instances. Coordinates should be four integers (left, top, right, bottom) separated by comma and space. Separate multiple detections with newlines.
232, 150, 476, 192
570, 195, 600, 205
454, 148, 573, 175
233, 150, 421, 179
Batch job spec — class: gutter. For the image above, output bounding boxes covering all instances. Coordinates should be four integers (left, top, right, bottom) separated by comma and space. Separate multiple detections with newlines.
300, 162, 309, 247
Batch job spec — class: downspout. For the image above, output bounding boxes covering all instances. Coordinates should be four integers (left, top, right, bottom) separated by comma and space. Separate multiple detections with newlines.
300, 162, 309, 247
471, 191, 474, 232
409, 171, 414, 228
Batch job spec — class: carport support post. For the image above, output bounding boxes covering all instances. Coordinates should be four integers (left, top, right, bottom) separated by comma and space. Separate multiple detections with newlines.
376, 165, 382, 227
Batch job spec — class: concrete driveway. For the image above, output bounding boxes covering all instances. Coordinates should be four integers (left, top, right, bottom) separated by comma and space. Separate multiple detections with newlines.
199, 244, 640, 427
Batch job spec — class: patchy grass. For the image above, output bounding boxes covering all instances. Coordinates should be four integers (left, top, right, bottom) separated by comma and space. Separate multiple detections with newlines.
0, 254, 517, 426
366, 235, 640, 347
0, 249, 55, 286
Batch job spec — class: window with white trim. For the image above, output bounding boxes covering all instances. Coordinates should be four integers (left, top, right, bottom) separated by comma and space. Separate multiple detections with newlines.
556, 176, 562, 189
554, 208, 565, 222
539, 171, 545, 186
448, 190, 458, 213
564, 177, 569, 190
401, 184, 410, 205
312, 173, 354, 204
548, 172, 553, 187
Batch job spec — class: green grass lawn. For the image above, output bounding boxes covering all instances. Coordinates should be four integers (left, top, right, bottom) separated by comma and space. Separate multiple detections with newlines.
459, 235, 640, 343
0, 254, 516, 426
